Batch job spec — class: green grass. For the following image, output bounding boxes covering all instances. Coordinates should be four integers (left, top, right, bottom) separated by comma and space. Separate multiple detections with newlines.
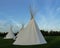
0, 36, 60, 48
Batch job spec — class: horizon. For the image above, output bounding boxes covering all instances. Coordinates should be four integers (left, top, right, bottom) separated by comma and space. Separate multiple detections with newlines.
0, 0, 60, 32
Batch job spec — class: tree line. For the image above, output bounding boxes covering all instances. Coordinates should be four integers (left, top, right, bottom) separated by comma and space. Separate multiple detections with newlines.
0, 32, 17, 37
0, 30, 60, 37
40, 30, 60, 36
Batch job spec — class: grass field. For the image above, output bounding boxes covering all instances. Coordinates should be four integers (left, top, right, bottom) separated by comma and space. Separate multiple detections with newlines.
0, 36, 60, 48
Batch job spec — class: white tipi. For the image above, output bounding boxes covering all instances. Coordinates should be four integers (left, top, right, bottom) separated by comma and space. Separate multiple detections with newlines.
13, 8, 47, 45
16, 24, 24, 37
4, 25, 16, 40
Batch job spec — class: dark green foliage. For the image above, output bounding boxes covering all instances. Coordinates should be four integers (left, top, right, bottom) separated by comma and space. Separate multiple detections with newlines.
40, 30, 60, 36
0, 30, 60, 37
0, 32, 7, 37
0, 32, 18, 37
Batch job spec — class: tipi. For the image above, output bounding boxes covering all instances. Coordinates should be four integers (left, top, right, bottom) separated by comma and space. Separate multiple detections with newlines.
13, 8, 47, 45
16, 24, 24, 37
4, 25, 16, 40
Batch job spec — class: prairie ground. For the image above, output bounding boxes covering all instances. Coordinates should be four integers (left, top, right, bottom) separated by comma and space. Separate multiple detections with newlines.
0, 36, 60, 48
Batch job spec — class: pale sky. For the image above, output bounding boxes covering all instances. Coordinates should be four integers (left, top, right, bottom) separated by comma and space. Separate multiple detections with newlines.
0, 0, 60, 32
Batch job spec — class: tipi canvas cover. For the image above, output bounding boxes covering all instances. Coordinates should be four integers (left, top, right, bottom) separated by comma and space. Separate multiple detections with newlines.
4, 25, 16, 40
13, 18, 47, 45
13, 9, 47, 45
16, 24, 24, 37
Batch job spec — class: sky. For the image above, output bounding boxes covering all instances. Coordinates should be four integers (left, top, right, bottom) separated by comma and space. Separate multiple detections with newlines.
0, 0, 60, 32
